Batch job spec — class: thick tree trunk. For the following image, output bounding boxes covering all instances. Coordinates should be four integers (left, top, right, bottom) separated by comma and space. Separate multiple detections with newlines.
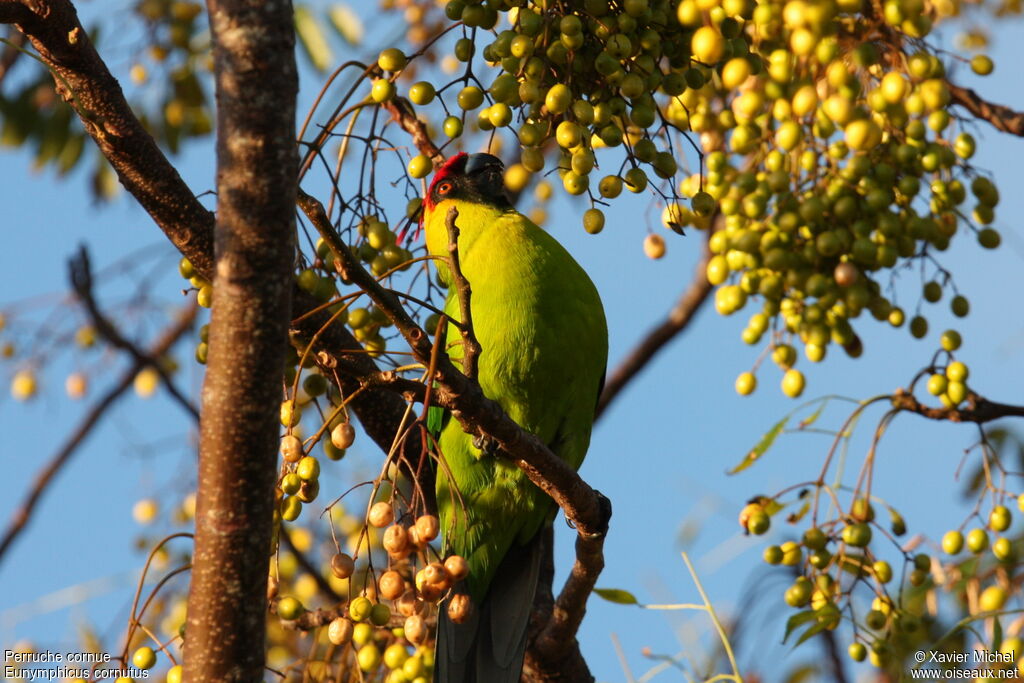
183, 1, 298, 681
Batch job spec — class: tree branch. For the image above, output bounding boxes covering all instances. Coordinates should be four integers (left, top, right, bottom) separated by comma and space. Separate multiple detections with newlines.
890, 388, 1024, 423
68, 245, 199, 420
0, 0, 422, 477
0, 303, 197, 566
948, 82, 1024, 137
0, 0, 216, 276
596, 227, 714, 419
382, 96, 444, 166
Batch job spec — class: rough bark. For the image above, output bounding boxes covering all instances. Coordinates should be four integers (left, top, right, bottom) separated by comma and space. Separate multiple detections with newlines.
182, 1, 298, 680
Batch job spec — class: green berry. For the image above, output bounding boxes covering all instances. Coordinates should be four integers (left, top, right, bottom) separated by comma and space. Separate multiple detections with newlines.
978, 228, 1001, 249
545, 84, 572, 114
583, 208, 605, 235
370, 602, 391, 626
197, 285, 213, 308
599, 175, 623, 198
909, 315, 928, 339
296, 455, 320, 481
443, 116, 464, 138
940, 329, 962, 351
457, 86, 484, 111
408, 81, 436, 105
803, 527, 827, 550
763, 545, 784, 564
842, 522, 872, 547
357, 643, 382, 672
277, 596, 305, 620
408, 154, 433, 179
349, 596, 373, 622
970, 54, 994, 75
692, 191, 715, 216
371, 78, 396, 103
377, 48, 407, 72
747, 510, 770, 535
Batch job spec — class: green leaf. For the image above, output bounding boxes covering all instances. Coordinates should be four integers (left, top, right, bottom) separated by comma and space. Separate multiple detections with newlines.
783, 610, 817, 643
794, 620, 828, 647
594, 588, 638, 605
994, 616, 1003, 652
798, 398, 828, 429
295, 5, 333, 72
785, 499, 810, 524
57, 133, 85, 176
728, 415, 789, 474
328, 4, 364, 46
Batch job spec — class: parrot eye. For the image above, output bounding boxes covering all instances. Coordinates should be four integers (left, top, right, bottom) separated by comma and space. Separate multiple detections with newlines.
436, 181, 453, 195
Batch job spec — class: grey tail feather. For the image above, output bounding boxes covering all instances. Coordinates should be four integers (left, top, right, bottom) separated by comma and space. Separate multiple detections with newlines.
435, 533, 544, 683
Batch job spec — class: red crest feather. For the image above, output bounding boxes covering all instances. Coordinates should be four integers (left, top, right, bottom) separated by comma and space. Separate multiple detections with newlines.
424, 152, 468, 211
401, 153, 468, 244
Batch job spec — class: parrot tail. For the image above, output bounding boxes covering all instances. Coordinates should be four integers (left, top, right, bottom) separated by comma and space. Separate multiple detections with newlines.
435, 533, 544, 683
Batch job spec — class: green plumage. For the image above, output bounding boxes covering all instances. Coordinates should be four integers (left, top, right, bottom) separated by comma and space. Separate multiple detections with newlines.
425, 197, 607, 602
422, 153, 607, 683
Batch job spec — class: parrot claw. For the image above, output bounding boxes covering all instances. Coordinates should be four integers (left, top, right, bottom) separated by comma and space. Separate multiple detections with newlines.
472, 433, 498, 456
594, 490, 612, 536
566, 490, 612, 538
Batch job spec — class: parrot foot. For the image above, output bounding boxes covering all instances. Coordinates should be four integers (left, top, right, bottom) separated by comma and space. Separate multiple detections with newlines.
472, 433, 498, 456
569, 490, 612, 538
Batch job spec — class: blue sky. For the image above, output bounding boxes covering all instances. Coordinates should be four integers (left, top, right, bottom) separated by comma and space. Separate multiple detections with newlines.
1, 3, 1023, 682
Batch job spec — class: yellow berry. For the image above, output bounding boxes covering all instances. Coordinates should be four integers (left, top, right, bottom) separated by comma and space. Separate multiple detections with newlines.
132, 646, 156, 670
781, 369, 806, 398
735, 371, 757, 396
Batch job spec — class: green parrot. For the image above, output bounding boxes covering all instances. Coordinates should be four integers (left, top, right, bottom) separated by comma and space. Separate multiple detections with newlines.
421, 152, 608, 682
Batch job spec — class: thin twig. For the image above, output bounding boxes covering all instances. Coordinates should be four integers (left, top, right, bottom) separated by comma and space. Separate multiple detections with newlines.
890, 388, 1024, 423
443, 206, 480, 380
68, 246, 199, 420
0, 27, 25, 85
382, 96, 444, 166
0, 303, 197, 565
280, 527, 344, 603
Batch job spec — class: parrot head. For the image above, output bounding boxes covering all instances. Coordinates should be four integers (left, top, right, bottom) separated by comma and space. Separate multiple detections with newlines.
424, 152, 512, 212
402, 153, 510, 245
